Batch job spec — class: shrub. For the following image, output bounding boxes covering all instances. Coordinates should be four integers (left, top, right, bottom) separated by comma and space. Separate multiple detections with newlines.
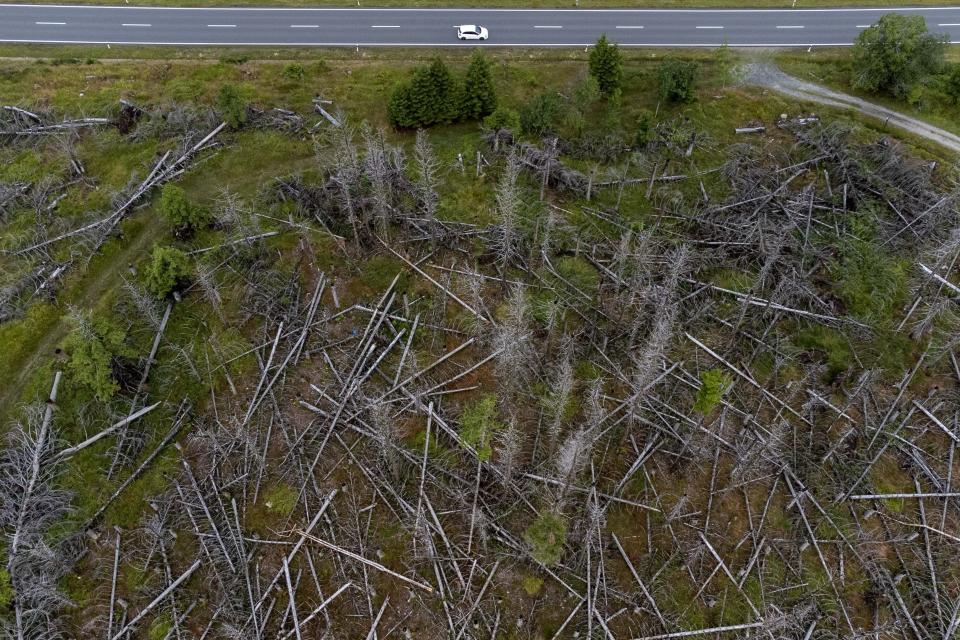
459, 394, 503, 461
144, 245, 192, 299
944, 64, 960, 105
159, 184, 211, 234
520, 91, 562, 137
588, 34, 623, 97
524, 511, 567, 565
461, 50, 497, 120
694, 368, 732, 414
484, 106, 521, 132
658, 58, 699, 104
852, 14, 946, 98
714, 43, 736, 88
635, 110, 654, 148
217, 83, 248, 129
281, 63, 306, 83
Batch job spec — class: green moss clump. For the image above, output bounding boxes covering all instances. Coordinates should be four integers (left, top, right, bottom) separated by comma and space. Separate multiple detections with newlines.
0, 568, 12, 611
359, 255, 409, 294
794, 325, 853, 382
263, 483, 299, 517
521, 575, 544, 596
524, 511, 567, 566
148, 615, 172, 640
830, 214, 907, 325
693, 368, 732, 414
554, 255, 599, 297
459, 395, 503, 462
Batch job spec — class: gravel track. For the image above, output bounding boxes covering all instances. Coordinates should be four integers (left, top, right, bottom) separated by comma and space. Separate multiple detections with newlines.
743, 61, 960, 155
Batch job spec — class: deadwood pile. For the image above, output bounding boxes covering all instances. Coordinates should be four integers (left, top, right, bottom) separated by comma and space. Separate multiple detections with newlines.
1, 100, 960, 640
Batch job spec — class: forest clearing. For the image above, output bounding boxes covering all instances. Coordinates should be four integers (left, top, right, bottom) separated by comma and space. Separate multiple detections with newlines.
1, 43, 959, 639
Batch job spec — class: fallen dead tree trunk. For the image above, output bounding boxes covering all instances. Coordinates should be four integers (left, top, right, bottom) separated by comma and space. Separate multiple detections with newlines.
1, 105, 113, 139
313, 97, 340, 127
514, 141, 588, 195
13, 122, 226, 255
8, 118, 113, 135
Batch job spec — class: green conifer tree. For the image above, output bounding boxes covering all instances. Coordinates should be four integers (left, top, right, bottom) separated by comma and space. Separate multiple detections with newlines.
588, 34, 623, 97
144, 245, 192, 299
387, 83, 417, 128
159, 184, 211, 235
388, 59, 461, 128
217, 83, 248, 129
461, 51, 497, 121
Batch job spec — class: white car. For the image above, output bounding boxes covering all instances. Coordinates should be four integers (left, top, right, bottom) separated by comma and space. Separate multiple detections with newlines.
457, 24, 489, 41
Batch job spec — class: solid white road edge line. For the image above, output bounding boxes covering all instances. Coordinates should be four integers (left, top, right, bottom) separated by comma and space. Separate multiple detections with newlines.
7, 39, 933, 46
3, 3, 960, 11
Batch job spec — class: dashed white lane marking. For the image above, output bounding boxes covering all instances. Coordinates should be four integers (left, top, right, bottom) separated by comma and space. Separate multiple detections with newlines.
207, 23, 236, 27
615, 25, 644, 29
370, 24, 399, 27
534, 25, 563, 28
122, 23, 151, 27
938, 23, 960, 26
856, 24, 871, 27
777, 25, 804, 29
695, 25, 724, 29
290, 24, 319, 28
35, 21, 66, 24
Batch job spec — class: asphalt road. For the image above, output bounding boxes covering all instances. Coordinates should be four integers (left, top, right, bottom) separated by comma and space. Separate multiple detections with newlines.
0, 4, 958, 47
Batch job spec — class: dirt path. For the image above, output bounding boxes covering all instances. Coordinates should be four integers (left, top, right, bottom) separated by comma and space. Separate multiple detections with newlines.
0, 212, 166, 424
742, 61, 960, 156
